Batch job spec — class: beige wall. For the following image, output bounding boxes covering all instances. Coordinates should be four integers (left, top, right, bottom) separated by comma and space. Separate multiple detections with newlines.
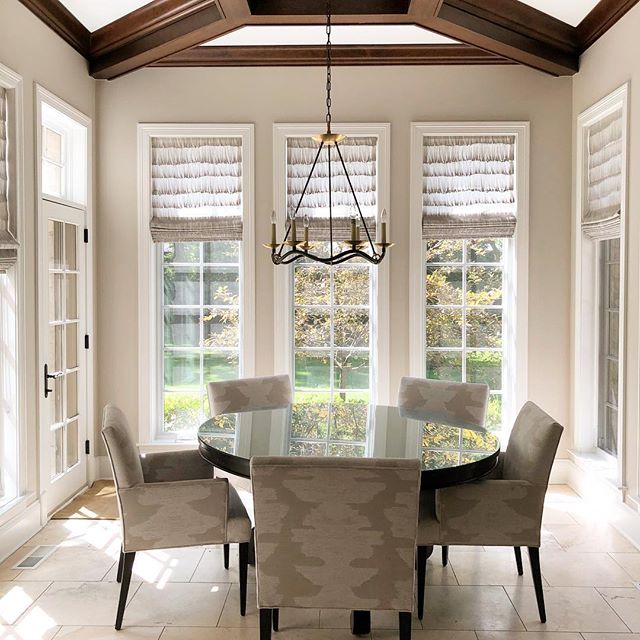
573, 2, 640, 497
96, 64, 573, 452
0, 0, 95, 503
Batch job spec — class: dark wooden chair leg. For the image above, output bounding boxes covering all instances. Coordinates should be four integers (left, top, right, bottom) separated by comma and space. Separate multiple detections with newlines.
116, 548, 124, 583
239, 542, 249, 616
248, 528, 256, 566
350, 610, 371, 635
272, 608, 279, 631
416, 545, 428, 621
399, 611, 412, 640
441, 545, 449, 567
259, 608, 272, 640
514, 546, 524, 576
223, 543, 230, 570
528, 547, 546, 623
115, 552, 135, 630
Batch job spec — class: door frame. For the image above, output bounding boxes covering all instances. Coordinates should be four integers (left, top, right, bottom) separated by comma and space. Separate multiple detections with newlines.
35, 85, 94, 520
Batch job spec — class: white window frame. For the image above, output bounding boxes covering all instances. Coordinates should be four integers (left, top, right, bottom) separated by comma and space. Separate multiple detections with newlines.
272, 123, 391, 405
138, 124, 255, 444
409, 122, 529, 440
573, 84, 629, 489
0, 62, 26, 521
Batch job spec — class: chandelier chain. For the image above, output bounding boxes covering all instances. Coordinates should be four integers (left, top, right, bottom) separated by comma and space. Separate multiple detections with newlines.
325, 0, 332, 130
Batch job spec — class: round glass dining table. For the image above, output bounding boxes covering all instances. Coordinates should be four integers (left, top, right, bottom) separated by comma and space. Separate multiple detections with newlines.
198, 402, 500, 489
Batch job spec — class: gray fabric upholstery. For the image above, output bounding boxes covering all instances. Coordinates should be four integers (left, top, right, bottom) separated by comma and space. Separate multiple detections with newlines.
397, 377, 489, 430
140, 449, 214, 483
251, 456, 421, 612
207, 375, 292, 416
101, 403, 251, 553
102, 404, 144, 489
418, 401, 563, 548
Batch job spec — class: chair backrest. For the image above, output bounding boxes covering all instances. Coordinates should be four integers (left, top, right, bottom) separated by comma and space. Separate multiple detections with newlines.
251, 456, 421, 612
397, 376, 489, 430
503, 401, 564, 486
207, 375, 292, 416
101, 404, 144, 489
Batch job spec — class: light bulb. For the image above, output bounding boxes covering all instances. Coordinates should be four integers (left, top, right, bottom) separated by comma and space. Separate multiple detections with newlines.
271, 210, 277, 224
303, 214, 310, 228
381, 208, 388, 223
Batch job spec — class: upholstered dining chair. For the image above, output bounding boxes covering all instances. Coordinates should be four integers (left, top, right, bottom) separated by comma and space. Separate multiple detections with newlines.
398, 376, 490, 570
101, 403, 252, 630
251, 457, 422, 640
207, 374, 293, 569
416, 401, 563, 623
207, 374, 293, 416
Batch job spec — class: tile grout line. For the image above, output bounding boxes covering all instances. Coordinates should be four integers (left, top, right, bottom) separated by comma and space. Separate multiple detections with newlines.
594, 584, 634, 632
10, 579, 54, 627
214, 581, 233, 627
501, 584, 528, 632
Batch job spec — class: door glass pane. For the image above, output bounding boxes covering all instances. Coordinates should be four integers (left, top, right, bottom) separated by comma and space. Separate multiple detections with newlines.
49, 274, 63, 321
66, 274, 78, 319
67, 371, 78, 418
67, 421, 79, 468
52, 427, 64, 478
50, 325, 63, 372
48, 221, 64, 270
65, 224, 77, 270
52, 377, 64, 425
66, 323, 78, 369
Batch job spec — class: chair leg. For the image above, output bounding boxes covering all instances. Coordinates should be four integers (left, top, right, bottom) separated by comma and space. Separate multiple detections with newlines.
514, 546, 524, 576
259, 608, 272, 640
399, 611, 412, 640
116, 548, 124, 583
528, 547, 546, 623
416, 545, 429, 621
223, 543, 230, 570
441, 545, 449, 567
239, 542, 249, 616
272, 608, 279, 631
115, 551, 135, 630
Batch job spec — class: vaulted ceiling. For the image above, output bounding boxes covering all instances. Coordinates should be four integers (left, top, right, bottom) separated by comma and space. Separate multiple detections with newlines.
18, 0, 639, 80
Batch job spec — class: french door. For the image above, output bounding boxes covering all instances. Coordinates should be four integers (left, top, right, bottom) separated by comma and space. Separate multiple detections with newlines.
41, 199, 87, 511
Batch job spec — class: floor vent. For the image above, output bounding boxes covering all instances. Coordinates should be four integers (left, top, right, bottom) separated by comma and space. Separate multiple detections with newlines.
13, 545, 57, 569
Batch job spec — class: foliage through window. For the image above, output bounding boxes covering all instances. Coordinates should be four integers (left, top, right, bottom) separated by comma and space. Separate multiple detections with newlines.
162, 240, 240, 436
291, 243, 373, 454
424, 238, 506, 463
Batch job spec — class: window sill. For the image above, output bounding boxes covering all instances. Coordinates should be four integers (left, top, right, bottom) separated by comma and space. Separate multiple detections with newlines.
568, 448, 621, 493
0, 493, 38, 528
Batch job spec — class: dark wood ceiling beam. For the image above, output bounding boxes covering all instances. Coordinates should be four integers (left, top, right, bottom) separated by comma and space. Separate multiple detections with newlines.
246, 0, 410, 14
408, 0, 444, 20
152, 42, 513, 66
17, 0, 90, 56
417, 0, 578, 76
577, 0, 640, 51
89, 0, 252, 79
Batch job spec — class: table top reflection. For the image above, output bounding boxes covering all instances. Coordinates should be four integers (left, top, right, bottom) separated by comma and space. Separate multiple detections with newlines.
198, 402, 500, 489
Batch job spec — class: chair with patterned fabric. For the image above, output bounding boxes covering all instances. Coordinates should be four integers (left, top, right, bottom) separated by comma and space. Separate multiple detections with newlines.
398, 375, 490, 584
101, 403, 252, 630
207, 374, 293, 569
417, 401, 563, 623
251, 457, 422, 640
207, 374, 293, 417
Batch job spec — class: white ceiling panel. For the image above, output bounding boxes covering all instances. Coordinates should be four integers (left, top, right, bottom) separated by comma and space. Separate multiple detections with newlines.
204, 25, 457, 46
516, 0, 601, 26
59, 0, 155, 31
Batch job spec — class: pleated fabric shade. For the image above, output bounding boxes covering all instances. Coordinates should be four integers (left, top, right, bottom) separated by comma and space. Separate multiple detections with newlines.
149, 136, 243, 243
582, 108, 624, 241
422, 135, 517, 240
286, 135, 377, 242
0, 86, 19, 273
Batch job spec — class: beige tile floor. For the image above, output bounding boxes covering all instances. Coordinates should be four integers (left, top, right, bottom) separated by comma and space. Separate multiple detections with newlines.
1, 485, 640, 640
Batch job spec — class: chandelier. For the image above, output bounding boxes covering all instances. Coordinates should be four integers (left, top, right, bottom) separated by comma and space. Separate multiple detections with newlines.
265, 0, 393, 266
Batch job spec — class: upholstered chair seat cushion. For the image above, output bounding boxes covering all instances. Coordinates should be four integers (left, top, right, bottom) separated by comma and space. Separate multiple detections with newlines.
251, 457, 421, 612
140, 449, 214, 483
208, 374, 292, 416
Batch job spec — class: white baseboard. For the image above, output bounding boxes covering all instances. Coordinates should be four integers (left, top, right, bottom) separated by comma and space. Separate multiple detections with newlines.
0, 499, 42, 563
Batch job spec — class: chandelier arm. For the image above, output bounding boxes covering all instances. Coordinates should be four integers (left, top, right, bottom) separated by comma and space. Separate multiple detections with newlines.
274, 246, 384, 266
334, 141, 378, 257
277, 141, 325, 258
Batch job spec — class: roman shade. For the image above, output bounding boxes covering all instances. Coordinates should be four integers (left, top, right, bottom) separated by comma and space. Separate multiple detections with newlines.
422, 135, 517, 240
287, 135, 377, 241
582, 108, 624, 240
149, 136, 243, 243
0, 85, 19, 273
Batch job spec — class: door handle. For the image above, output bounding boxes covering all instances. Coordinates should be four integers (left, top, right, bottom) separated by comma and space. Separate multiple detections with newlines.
44, 363, 61, 399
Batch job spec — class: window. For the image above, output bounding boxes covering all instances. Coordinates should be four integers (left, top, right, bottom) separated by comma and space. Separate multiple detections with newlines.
162, 240, 241, 434
273, 124, 390, 451
425, 238, 505, 432
42, 125, 64, 198
0, 63, 23, 511
574, 85, 627, 469
598, 238, 620, 456
138, 125, 254, 443
410, 123, 529, 445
